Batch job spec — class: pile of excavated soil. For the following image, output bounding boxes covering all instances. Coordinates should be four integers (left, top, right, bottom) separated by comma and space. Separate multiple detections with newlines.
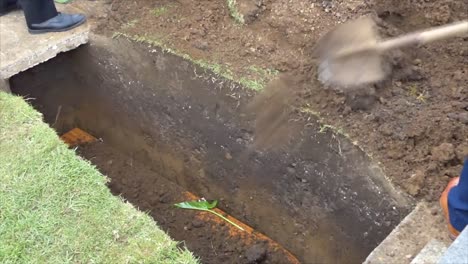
79, 0, 467, 200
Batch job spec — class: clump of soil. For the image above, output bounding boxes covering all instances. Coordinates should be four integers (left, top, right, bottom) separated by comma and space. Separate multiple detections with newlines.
78, 0, 467, 199
244, 74, 302, 149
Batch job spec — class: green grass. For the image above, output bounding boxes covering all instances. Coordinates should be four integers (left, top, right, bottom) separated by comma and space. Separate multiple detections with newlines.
122, 19, 139, 29
407, 84, 427, 103
247, 65, 279, 77
113, 32, 277, 91
226, 0, 244, 24
0, 93, 198, 264
150, 6, 169, 17
298, 104, 352, 138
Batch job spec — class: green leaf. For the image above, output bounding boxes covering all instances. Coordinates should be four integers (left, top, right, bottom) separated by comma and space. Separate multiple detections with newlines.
174, 200, 218, 211
174, 199, 245, 231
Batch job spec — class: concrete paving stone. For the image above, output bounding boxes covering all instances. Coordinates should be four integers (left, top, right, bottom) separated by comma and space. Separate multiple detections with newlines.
0, 10, 89, 80
365, 202, 452, 264
410, 239, 447, 264
439, 228, 468, 264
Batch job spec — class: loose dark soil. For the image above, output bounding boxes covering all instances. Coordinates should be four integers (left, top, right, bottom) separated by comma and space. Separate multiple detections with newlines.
11, 36, 410, 263
78, 142, 293, 264
74, 0, 468, 201
15, 0, 467, 262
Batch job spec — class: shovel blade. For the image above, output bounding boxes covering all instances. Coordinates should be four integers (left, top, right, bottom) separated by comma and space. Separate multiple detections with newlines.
318, 51, 385, 87
315, 17, 386, 88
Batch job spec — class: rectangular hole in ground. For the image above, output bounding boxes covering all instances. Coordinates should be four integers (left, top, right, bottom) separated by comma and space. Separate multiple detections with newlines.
10, 36, 413, 264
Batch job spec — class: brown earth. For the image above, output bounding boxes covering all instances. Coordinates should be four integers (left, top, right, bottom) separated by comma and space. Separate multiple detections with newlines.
13, 38, 407, 263
72, 0, 468, 201
10, 1, 466, 262
77, 142, 295, 264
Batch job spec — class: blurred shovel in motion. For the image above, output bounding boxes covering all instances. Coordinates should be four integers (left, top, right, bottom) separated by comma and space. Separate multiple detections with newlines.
314, 17, 468, 89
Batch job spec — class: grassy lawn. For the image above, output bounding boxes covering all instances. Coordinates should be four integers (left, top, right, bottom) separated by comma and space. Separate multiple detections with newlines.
0, 93, 198, 263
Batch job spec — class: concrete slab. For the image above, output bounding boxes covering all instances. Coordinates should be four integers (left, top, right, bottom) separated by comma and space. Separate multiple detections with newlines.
0, 10, 89, 79
0, 79, 10, 92
439, 228, 468, 264
364, 202, 452, 264
410, 239, 447, 264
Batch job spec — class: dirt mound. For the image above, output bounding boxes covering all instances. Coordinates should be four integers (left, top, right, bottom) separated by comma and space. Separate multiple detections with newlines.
83, 0, 467, 200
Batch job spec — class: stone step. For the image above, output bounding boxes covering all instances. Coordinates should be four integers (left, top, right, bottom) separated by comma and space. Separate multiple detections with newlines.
364, 202, 452, 264
0, 9, 89, 81
410, 239, 447, 264
438, 228, 468, 264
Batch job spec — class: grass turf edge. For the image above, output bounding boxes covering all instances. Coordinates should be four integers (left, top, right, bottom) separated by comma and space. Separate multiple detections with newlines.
0, 93, 198, 264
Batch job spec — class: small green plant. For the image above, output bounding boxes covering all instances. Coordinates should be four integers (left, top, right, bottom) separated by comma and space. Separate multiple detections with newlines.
407, 84, 427, 103
238, 77, 263, 91
407, 84, 419, 97
174, 199, 245, 231
416, 92, 428, 103
248, 66, 279, 76
151, 6, 168, 17
319, 124, 334, 133
298, 104, 321, 116
244, 66, 279, 91
226, 0, 245, 24
122, 19, 138, 29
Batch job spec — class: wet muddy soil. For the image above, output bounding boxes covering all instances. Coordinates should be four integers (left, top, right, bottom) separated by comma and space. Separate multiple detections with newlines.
74, 0, 468, 201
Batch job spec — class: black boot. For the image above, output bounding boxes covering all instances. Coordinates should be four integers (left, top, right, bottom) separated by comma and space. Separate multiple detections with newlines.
18, 0, 86, 34
28, 12, 86, 34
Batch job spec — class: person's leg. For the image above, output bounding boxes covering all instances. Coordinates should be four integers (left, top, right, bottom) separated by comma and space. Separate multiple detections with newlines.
448, 159, 468, 231
18, 0, 57, 27
0, 0, 18, 8
441, 159, 468, 238
441, 177, 461, 238
0, 0, 20, 16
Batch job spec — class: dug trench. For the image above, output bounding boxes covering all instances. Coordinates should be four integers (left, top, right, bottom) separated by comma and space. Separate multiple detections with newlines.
11, 35, 412, 264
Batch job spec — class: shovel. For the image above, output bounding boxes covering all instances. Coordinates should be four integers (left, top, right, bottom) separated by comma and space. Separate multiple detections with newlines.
314, 17, 468, 88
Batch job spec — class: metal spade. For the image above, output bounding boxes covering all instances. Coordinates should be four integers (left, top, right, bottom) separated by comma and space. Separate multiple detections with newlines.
314, 17, 468, 88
